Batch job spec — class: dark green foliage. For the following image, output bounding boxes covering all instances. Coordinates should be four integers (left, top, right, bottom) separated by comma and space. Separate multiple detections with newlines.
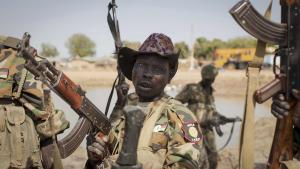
174, 41, 190, 59
40, 43, 59, 57
65, 33, 96, 57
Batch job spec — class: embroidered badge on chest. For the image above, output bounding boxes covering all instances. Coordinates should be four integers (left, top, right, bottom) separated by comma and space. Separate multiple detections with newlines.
153, 123, 168, 132
0, 68, 9, 79
182, 122, 202, 143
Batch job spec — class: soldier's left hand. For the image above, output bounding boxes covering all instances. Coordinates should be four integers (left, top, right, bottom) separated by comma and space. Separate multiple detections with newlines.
115, 82, 129, 107
86, 133, 108, 164
270, 89, 300, 119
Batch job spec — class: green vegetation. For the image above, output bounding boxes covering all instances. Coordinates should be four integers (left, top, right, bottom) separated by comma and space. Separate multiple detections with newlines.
65, 33, 96, 57
40, 43, 59, 57
174, 41, 190, 59
193, 36, 256, 59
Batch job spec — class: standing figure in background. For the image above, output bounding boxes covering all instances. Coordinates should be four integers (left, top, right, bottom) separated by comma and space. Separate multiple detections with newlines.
0, 36, 69, 169
176, 64, 226, 169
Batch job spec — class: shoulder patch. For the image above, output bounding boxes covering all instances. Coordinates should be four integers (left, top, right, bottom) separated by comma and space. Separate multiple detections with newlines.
0, 68, 9, 79
182, 122, 202, 143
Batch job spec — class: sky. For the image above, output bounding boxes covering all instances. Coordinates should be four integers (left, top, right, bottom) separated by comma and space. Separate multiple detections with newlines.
1, 0, 281, 58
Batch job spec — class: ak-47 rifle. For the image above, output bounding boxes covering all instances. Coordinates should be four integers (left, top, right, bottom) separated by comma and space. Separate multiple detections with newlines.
17, 32, 111, 159
105, 0, 127, 116
231, 0, 300, 168
214, 116, 242, 137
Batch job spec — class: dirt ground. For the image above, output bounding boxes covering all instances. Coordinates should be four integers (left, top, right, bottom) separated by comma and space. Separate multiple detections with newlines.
64, 67, 274, 97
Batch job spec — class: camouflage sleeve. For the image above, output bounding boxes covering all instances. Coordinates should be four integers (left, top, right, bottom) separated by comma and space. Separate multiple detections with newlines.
164, 106, 209, 169
175, 85, 190, 104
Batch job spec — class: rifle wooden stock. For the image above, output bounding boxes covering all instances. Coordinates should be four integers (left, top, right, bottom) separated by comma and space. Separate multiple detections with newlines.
50, 73, 111, 157
54, 73, 83, 109
267, 114, 294, 169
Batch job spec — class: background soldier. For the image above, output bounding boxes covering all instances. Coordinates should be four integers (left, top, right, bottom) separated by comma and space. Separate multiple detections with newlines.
175, 64, 227, 169
0, 36, 69, 169
86, 33, 208, 169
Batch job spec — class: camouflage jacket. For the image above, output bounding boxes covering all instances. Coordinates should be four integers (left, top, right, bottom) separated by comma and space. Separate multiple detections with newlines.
102, 95, 208, 169
0, 45, 47, 117
0, 39, 69, 129
175, 82, 220, 128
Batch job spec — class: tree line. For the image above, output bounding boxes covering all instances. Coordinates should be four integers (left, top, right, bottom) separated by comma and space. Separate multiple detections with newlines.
40, 33, 256, 59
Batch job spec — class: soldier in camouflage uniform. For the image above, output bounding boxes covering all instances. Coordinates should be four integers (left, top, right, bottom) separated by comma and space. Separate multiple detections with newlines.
0, 36, 69, 169
175, 64, 226, 169
86, 33, 209, 169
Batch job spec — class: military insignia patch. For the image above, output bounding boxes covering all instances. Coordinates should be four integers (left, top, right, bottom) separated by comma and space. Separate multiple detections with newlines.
182, 122, 202, 143
153, 123, 168, 132
0, 68, 9, 79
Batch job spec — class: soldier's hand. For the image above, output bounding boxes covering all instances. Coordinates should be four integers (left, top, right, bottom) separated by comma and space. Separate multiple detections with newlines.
270, 90, 300, 119
115, 82, 129, 107
86, 133, 108, 164
292, 89, 300, 128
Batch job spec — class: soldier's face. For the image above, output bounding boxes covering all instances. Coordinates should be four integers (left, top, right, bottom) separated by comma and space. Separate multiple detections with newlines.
202, 78, 215, 87
132, 55, 170, 102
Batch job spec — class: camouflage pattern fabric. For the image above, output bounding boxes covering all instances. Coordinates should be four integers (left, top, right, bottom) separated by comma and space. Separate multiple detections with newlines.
0, 48, 44, 101
103, 95, 209, 169
0, 39, 69, 168
175, 82, 220, 169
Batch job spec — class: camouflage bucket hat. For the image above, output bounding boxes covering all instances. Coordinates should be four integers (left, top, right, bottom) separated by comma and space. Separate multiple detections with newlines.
118, 33, 180, 80
201, 64, 218, 80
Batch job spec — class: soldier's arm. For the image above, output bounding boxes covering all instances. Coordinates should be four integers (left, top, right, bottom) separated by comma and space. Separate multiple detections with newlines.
22, 75, 69, 138
110, 93, 138, 123
175, 85, 190, 104
164, 107, 209, 169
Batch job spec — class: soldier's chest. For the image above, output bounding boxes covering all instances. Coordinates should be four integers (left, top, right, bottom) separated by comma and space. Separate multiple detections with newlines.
190, 87, 214, 104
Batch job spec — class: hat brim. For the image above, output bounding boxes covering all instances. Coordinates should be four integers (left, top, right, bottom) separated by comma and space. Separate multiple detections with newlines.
118, 47, 179, 81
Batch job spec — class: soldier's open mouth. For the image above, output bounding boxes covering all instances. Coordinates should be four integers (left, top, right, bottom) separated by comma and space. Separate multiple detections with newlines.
138, 81, 152, 90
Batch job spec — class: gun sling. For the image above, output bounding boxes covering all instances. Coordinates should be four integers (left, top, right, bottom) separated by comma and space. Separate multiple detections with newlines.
235, 1, 273, 169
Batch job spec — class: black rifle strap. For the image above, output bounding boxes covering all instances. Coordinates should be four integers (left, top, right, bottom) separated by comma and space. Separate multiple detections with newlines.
218, 122, 236, 152
105, 0, 123, 116
105, 75, 119, 116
